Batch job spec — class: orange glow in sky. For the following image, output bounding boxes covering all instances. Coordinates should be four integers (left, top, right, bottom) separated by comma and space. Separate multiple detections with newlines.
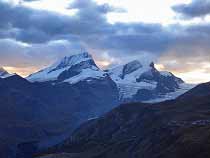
3, 62, 209, 84
155, 64, 210, 84
3, 66, 39, 77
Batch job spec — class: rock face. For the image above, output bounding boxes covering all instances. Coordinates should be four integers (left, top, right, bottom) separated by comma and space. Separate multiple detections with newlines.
40, 82, 210, 158
107, 60, 192, 103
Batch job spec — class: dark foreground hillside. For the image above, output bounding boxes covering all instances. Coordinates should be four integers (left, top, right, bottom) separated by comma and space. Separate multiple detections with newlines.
37, 82, 210, 158
0, 74, 119, 158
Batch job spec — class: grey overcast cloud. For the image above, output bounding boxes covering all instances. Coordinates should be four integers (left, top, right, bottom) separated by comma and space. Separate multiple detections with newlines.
0, 0, 210, 83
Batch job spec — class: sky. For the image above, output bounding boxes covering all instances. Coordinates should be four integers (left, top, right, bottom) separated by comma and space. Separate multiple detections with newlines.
0, 0, 210, 83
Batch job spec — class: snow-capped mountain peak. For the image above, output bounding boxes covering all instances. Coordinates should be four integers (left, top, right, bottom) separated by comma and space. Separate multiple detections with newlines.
50, 52, 96, 71
27, 53, 193, 103
0, 67, 8, 76
107, 60, 192, 103
108, 60, 153, 82
27, 52, 106, 83
0, 67, 14, 78
121, 60, 143, 78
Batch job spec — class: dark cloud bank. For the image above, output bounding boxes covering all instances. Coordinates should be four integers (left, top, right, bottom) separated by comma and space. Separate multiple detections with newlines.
0, 0, 210, 77
173, 0, 210, 19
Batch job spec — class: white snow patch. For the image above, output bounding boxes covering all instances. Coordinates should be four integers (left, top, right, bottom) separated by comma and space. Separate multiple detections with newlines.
144, 83, 196, 103
64, 68, 106, 84
108, 62, 156, 100
27, 66, 72, 82
0, 73, 15, 78
117, 81, 157, 99
160, 71, 173, 77
109, 64, 151, 84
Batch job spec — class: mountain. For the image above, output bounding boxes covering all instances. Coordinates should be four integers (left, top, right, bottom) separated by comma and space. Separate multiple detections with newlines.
0, 52, 194, 157
27, 53, 193, 103
27, 52, 107, 84
0, 67, 13, 78
178, 81, 210, 100
107, 60, 193, 103
39, 82, 210, 158
0, 67, 119, 156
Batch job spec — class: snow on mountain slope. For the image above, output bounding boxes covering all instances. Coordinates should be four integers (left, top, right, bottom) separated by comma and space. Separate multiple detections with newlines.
108, 60, 155, 84
0, 67, 14, 78
144, 83, 195, 103
107, 60, 193, 102
108, 61, 158, 99
27, 52, 107, 83
63, 68, 106, 84
27, 52, 193, 103
117, 82, 157, 100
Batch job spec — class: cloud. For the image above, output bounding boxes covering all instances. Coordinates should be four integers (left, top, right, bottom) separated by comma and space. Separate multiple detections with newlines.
0, 0, 120, 43
0, 0, 210, 81
157, 23, 210, 82
0, 38, 81, 68
69, 0, 125, 14
0, 0, 173, 59
172, 0, 210, 19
